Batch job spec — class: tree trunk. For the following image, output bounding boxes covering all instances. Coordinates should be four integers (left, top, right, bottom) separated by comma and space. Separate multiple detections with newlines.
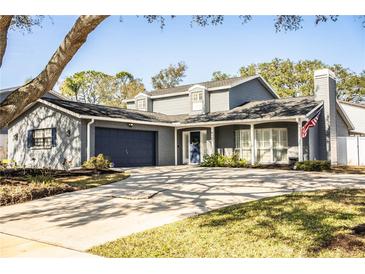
0, 15, 108, 128
0, 16, 13, 67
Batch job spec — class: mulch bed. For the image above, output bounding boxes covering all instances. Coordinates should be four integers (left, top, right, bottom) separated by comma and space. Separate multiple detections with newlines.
0, 167, 120, 178
0, 168, 125, 206
0, 182, 76, 206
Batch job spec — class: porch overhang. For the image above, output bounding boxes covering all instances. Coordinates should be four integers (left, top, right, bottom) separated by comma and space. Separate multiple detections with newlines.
172, 115, 307, 129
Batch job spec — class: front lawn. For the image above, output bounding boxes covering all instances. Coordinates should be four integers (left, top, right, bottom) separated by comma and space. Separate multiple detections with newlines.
0, 169, 128, 206
89, 189, 365, 258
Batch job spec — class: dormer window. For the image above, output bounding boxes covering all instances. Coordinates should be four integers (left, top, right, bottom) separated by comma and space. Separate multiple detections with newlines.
136, 99, 146, 110
192, 92, 203, 111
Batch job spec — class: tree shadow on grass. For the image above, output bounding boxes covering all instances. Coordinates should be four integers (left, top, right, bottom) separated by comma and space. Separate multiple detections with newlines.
198, 189, 365, 256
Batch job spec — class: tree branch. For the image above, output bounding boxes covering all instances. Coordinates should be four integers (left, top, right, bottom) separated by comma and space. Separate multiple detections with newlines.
0, 15, 13, 67
0, 15, 108, 128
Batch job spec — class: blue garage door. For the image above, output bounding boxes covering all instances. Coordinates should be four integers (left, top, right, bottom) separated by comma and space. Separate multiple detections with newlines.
95, 127, 156, 167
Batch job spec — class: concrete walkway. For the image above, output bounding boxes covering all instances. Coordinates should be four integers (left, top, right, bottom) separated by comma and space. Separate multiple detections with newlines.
1, 166, 364, 257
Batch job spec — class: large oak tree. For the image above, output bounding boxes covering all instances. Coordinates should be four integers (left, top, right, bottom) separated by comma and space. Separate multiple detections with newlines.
1, 15, 363, 128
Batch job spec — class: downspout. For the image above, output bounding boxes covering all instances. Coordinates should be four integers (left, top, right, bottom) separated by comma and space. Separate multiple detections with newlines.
87, 118, 95, 160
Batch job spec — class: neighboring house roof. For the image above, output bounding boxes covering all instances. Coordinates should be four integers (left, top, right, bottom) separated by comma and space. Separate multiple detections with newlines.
40, 96, 320, 126
0, 86, 67, 103
124, 75, 278, 101
339, 100, 365, 109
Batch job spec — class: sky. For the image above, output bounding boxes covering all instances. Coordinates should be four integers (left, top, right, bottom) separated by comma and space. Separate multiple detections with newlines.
0, 15, 364, 91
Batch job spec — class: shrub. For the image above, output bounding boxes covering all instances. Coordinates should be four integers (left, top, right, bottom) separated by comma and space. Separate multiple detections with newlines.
82, 154, 111, 170
201, 153, 248, 168
295, 160, 331, 171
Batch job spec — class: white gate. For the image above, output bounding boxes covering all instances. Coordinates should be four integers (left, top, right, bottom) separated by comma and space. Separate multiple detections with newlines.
337, 136, 365, 166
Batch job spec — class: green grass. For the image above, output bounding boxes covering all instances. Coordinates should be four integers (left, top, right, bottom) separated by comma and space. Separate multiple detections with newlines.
89, 189, 365, 258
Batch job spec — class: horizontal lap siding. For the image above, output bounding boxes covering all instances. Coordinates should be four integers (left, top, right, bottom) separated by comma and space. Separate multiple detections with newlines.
152, 95, 190, 115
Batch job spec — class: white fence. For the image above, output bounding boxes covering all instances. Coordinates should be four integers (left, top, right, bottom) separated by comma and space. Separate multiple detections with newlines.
337, 136, 365, 166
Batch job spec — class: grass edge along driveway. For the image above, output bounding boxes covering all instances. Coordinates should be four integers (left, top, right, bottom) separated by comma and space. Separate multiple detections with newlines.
89, 188, 365, 258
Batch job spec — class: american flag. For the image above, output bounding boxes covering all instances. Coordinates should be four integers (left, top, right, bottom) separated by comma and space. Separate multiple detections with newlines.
301, 105, 323, 138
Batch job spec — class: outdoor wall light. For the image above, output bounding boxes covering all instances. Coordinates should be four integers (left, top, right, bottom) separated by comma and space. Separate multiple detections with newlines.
127, 123, 134, 128
13, 133, 18, 141
66, 130, 71, 137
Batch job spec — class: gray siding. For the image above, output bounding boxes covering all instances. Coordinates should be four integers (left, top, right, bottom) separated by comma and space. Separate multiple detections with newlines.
126, 101, 135, 110
8, 104, 82, 169
152, 94, 190, 115
229, 78, 276, 109
336, 111, 350, 137
314, 72, 338, 162
88, 120, 175, 166
209, 90, 230, 112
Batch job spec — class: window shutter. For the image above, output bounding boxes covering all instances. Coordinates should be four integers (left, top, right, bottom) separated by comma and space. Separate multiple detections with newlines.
27, 130, 33, 148
51, 128, 57, 147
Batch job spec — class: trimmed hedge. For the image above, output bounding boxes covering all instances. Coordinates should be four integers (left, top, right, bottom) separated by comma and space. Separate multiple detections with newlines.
200, 153, 248, 168
295, 160, 331, 171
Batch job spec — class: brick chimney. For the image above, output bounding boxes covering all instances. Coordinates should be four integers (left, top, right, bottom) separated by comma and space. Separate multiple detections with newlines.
313, 69, 337, 165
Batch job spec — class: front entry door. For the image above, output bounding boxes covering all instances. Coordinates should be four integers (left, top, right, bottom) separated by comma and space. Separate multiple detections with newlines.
190, 131, 201, 164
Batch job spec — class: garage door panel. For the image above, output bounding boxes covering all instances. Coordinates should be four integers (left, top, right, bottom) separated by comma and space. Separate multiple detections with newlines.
95, 127, 156, 167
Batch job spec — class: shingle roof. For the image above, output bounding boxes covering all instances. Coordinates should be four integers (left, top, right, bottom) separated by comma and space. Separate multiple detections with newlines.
147, 76, 257, 96
180, 96, 321, 124
0, 86, 66, 103
42, 96, 320, 125
42, 98, 184, 123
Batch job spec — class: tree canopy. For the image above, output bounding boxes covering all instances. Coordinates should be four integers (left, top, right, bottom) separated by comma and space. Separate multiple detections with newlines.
1, 15, 364, 127
238, 59, 365, 101
151, 61, 187, 89
60, 70, 145, 107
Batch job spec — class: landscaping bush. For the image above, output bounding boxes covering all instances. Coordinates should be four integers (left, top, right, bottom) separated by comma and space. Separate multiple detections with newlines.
201, 153, 248, 168
295, 160, 331, 171
82, 154, 111, 170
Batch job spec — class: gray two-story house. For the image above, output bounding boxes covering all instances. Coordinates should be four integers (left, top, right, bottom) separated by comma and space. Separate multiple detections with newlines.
7, 69, 353, 169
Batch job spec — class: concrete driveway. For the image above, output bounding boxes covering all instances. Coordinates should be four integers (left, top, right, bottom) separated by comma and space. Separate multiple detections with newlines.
1, 166, 364, 257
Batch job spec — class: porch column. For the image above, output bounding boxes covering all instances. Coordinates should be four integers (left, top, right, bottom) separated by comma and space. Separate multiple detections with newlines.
210, 126, 215, 155
174, 127, 178, 165
297, 118, 303, 162
250, 124, 255, 165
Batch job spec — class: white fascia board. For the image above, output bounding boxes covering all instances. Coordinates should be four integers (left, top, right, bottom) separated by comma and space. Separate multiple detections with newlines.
37, 99, 82, 119
123, 98, 135, 103
172, 115, 304, 128
149, 91, 189, 99
256, 76, 280, 99
188, 84, 206, 92
135, 92, 150, 98
79, 115, 175, 127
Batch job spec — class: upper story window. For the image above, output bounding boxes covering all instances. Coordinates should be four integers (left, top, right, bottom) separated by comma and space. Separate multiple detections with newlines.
191, 92, 203, 111
136, 99, 146, 110
27, 128, 57, 149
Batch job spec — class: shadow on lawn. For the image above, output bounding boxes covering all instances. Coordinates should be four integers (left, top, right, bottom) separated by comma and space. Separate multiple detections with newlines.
198, 189, 365, 255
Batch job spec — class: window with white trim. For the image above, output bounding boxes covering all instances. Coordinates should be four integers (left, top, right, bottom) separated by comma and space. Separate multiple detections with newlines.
272, 128, 288, 162
235, 128, 288, 164
28, 128, 56, 149
191, 92, 203, 111
136, 99, 146, 110
234, 129, 251, 161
